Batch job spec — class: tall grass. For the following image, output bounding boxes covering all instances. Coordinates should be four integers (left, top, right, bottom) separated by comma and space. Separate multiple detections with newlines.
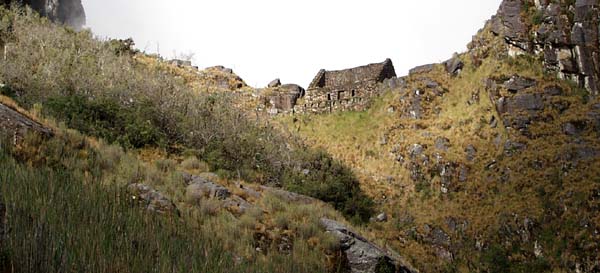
0, 142, 336, 273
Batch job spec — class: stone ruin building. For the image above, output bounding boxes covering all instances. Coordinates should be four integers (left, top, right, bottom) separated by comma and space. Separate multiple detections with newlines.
296, 58, 397, 113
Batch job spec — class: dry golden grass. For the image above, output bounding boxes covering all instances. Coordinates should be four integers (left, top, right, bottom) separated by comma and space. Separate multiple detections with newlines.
273, 29, 600, 271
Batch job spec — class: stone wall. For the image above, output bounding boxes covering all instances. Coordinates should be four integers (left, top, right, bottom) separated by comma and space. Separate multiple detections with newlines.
299, 59, 396, 114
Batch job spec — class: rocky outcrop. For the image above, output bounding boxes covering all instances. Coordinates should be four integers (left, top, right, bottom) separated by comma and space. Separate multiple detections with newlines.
263, 83, 306, 114
1, 0, 86, 29
183, 173, 259, 215
199, 66, 247, 90
0, 102, 53, 144
320, 218, 417, 273
185, 178, 231, 202
127, 184, 179, 216
486, 0, 600, 95
268, 78, 281, 88
409, 64, 435, 75
444, 56, 464, 76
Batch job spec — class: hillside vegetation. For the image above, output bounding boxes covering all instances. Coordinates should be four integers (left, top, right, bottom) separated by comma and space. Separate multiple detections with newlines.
276, 11, 600, 273
0, 5, 379, 273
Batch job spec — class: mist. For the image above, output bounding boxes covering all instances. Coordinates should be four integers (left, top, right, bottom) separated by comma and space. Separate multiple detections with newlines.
81, 0, 501, 87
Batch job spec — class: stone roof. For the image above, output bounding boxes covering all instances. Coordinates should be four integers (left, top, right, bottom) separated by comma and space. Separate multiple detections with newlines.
308, 59, 396, 90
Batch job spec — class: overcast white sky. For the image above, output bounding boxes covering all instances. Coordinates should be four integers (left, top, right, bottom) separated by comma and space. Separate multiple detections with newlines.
82, 0, 501, 87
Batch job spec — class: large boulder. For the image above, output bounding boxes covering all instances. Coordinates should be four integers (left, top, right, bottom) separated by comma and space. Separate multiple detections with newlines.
127, 184, 179, 216
0, 102, 53, 144
444, 56, 464, 76
185, 179, 231, 202
320, 218, 417, 273
265, 83, 306, 113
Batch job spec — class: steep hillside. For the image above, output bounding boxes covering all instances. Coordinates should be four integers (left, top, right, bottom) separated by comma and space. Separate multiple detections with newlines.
0, 5, 418, 273
1, 1, 599, 273
277, 0, 600, 272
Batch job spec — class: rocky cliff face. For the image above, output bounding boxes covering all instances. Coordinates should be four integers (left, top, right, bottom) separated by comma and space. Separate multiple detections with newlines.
1, 0, 85, 29
476, 0, 599, 95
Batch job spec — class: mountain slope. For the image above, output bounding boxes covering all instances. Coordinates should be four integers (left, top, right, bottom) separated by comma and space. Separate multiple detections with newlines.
0, 5, 415, 273
276, 0, 600, 272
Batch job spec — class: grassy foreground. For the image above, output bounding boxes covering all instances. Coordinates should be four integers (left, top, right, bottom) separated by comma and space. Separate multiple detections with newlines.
0, 138, 343, 273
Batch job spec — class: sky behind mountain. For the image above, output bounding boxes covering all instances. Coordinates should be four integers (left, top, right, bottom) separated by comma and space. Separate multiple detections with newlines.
82, 0, 501, 87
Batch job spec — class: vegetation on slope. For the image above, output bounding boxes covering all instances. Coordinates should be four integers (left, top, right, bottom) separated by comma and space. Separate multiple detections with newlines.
0, 102, 369, 272
276, 21, 600, 273
0, 6, 373, 223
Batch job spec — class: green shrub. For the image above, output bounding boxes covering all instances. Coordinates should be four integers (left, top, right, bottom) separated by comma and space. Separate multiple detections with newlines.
282, 149, 374, 224
480, 244, 510, 273
44, 95, 166, 148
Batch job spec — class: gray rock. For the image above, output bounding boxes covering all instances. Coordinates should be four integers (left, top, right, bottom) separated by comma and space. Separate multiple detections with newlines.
409, 64, 435, 75
504, 140, 527, 156
371, 212, 388, 223
435, 137, 450, 151
384, 77, 407, 90
186, 179, 231, 202
444, 56, 464, 75
430, 227, 451, 246
563, 121, 587, 136
459, 165, 469, 182
320, 218, 417, 273
127, 184, 179, 216
423, 78, 439, 89
543, 85, 563, 96
407, 93, 422, 119
267, 84, 305, 112
504, 76, 537, 92
497, 0, 531, 51
498, 93, 544, 115
268, 78, 282, 88
222, 195, 255, 214
465, 145, 477, 162
0, 103, 54, 144
490, 115, 498, 128
408, 144, 424, 159
434, 246, 454, 261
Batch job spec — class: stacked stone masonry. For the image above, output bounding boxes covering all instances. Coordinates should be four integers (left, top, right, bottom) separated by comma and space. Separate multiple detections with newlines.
295, 59, 397, 114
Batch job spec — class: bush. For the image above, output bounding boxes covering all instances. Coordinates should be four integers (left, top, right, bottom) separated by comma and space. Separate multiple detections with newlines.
282, 149, 374, 224
44, 95, 166, 148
